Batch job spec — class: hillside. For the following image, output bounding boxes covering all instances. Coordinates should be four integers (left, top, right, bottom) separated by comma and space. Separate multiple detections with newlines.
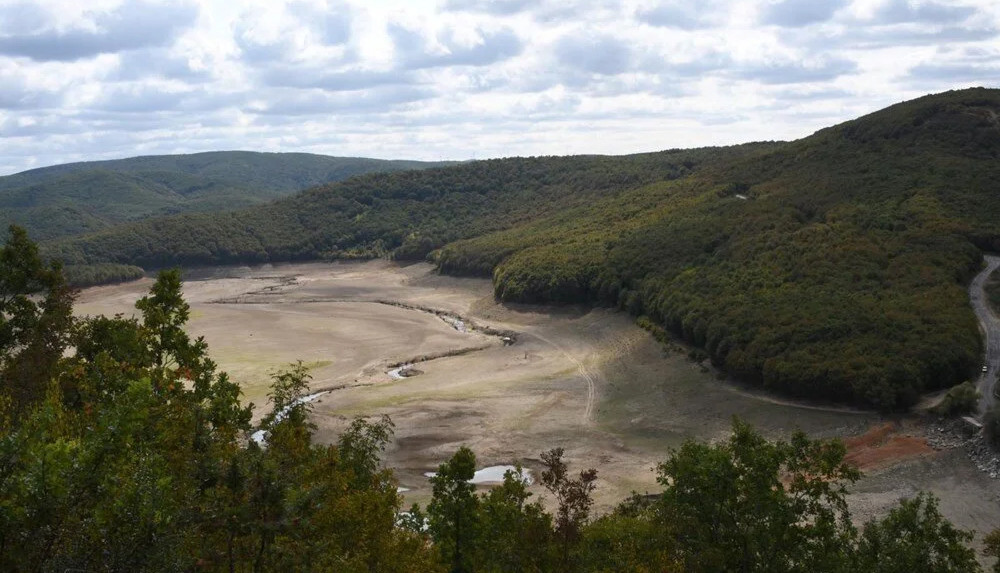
0, 151, 451, 241
44, 88, 1000, 408
43, 144, 775, 267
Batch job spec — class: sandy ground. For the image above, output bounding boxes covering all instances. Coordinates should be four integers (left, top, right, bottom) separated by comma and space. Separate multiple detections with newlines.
76, 260, 1000, 557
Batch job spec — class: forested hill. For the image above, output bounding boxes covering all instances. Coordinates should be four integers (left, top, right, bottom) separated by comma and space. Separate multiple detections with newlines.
43, 144, 777, 267
45, 87, 1000, 409
0, 151, 452, 241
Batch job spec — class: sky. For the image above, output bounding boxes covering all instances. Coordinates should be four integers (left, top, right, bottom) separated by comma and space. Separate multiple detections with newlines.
0, 0, 998, 175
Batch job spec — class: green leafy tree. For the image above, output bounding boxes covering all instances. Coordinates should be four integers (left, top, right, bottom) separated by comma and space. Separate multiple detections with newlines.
0, 257, 436, 571
656, 419, 860, 573
0, 225, 74, 412
472, 466, 553, 572
540, 447, 598, 572
854, 493, 980, 572
580, 495, 679, 573
428, 446, 480, 573
135, 268, 208, 383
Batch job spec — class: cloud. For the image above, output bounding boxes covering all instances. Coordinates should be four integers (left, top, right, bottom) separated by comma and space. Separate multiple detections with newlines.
635, 3, 718, 29
811, 23, 998, 49
297, 2, 353, 45
249, 85, 435, 116
442, 0, 534, 16
760, 0, 849, 27
0, 2, 50, 33
870, 0, 977, 25
903, 47, 1000, 84
1, 0, 998, 175
553, 33, 632, 76
261, 68, 418, 91
114, 50, 212, 82
234, 2, 354, 65
0, 2, 199, 62
731, 57, 857, 84
0, 78, 62, 110
388, 25, 523, 69
905, 62, 1000, 82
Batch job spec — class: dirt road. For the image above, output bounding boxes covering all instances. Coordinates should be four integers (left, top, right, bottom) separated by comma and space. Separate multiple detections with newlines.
970, 255, 1000, 414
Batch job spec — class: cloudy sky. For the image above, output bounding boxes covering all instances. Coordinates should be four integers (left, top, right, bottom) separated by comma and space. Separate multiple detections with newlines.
0, 0, 997, 174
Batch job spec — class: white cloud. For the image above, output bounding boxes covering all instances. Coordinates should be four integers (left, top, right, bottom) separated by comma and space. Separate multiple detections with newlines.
0, 0, 998, 174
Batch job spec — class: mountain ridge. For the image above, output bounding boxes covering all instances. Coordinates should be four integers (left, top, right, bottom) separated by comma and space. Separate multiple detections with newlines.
0, 150, 454, 241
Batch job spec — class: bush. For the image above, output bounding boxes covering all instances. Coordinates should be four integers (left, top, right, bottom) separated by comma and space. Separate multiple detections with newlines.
932, 381, 980, 417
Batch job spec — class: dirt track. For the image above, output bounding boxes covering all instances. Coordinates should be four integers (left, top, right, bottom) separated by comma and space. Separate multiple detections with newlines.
970, 255, 1000, 414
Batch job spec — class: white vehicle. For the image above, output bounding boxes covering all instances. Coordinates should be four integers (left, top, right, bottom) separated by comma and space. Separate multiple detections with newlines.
984, 365, 989, 373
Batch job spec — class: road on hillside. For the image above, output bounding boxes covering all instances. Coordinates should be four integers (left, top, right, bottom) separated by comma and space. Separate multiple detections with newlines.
970, 255, 1000, 415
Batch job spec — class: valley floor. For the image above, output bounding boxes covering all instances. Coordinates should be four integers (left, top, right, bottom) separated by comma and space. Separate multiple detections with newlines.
75, 260, 1000, 551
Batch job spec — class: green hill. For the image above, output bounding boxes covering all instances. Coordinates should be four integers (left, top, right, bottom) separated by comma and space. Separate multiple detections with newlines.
44, 88, 1000, 409
0, 151, 452, 241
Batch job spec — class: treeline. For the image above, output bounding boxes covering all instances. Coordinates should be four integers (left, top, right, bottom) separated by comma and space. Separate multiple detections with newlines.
63, 262, 145, 287
42, 145, 777, 269
0, 151, 453, 241
1, 228, 995, 572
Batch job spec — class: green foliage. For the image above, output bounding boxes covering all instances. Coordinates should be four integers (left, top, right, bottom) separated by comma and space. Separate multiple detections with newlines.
579, 498, 679, 572
933, 381, 981, 417
541, 447, 599, 572
656, 419, 860, 572
63, 262, 144, 287
854, 493, 980, 572
0, 225, 75, 413
428, 446, 480, 573
44, 146, 764, 271
0, 237, 437, 570
472, 467, 553, 572
0, 151, 452, 241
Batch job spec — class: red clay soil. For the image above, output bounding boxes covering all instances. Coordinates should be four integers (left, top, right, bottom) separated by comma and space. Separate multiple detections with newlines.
843, 422, 936, 471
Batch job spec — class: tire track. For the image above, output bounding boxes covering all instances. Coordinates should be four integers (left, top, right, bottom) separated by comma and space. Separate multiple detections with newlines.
523, 330, 597, 424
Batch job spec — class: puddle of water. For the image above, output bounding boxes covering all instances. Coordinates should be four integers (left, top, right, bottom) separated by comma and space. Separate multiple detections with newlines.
423, 465, 532, 485
441, 316, 467, 333
396, 486, 410, 493
388, 364, 413, 379
251, 391, 328, 445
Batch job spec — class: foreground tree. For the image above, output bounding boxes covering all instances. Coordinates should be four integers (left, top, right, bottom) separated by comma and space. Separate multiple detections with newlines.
428, 446, 480, 573
855, 493, 980, 573
472, 466, 553, 572
0, 261, 437, 572
541, 447, 598, 572
656, 420, 860, 573
0, 225, 74, 413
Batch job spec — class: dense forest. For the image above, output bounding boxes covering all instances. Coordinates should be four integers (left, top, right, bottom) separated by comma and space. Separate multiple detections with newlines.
2, 228, 996, 572
0, 151, 451, 241
37, 88, 1000, 408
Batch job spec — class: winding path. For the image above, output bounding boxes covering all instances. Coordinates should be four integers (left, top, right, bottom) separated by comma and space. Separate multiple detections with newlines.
970, 255, 1000, 415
